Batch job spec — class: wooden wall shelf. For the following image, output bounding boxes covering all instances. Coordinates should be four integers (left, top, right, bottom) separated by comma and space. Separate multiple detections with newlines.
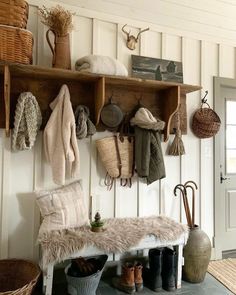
0, 62, 201, 141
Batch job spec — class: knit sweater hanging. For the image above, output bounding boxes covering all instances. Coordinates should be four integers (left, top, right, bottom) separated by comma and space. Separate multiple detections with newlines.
44, 84, 80, 185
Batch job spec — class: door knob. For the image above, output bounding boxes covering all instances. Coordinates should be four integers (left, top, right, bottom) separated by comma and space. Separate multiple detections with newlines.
220, 172, 230, 183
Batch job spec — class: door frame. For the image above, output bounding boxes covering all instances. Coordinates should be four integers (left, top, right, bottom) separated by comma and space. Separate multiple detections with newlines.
214, 76, 236, 259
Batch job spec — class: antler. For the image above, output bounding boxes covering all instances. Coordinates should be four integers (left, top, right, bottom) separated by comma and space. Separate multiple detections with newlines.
122, 24, 130, 37
136, 27, 150, 40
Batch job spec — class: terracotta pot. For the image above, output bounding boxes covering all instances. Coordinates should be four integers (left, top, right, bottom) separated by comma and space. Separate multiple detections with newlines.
182, 225, 211, 283
46, 29, 71, 69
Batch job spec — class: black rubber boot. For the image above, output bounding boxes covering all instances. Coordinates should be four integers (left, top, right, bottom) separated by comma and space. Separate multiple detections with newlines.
162, 247, 176, 292
145, 248, 164, 292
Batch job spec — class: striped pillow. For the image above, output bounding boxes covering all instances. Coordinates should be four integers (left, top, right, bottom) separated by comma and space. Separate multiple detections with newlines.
35, 180, 89, 235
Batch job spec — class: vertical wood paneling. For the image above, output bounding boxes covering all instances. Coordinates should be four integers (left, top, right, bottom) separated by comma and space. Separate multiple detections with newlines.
0, 136, 11, 259
181, 38, 201, 225
141, 31, 162, 59
92, 19, 99, 54
8, 149, 35, 259
200, 41, 219, 239
78, 138, 91, 214
32, 132, 43, 261
28, 5, 39, 64
116, 178, 138, 217
165, 35, 182, 62
161, 34, 182, 222
218, 45, 235, 79
71, 16, 93, 67
97, 21, 117, 57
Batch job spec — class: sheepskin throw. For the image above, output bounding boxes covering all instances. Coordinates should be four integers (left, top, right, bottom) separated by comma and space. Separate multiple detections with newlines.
12, 92, 42, 151
38, 216, 188, 265
75, 55, 128, 76
44, 84, 80, 185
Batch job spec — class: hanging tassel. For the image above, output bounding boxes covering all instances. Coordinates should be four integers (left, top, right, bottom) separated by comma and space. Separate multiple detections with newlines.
168, 111, 185, 156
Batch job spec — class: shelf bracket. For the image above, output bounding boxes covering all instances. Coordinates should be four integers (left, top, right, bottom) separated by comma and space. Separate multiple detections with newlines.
161, 86, 180, 142
4, 65, 10, 137
95, 77, 105, 125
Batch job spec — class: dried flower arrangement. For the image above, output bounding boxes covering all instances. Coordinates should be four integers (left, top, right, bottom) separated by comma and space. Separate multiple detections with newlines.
38, 5, 74, 36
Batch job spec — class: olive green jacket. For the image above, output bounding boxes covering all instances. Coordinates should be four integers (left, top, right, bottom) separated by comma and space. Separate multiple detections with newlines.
135, 126, 166, 184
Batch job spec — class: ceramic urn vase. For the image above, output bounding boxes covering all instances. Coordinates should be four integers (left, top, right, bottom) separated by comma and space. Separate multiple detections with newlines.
182, 225, 211, 283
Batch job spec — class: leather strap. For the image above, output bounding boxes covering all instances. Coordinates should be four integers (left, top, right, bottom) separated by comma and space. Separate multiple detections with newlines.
114, 134, 122, 178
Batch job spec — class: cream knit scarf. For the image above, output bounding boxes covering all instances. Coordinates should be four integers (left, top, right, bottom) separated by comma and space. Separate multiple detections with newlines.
12, 92, 42, 151
130, 107, 165, 130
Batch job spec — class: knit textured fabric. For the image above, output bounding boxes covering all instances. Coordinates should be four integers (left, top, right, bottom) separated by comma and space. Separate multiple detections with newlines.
12, 92, 42, 151
74, 105, 96, 139
44, 85, 80, 185
130, 107, 165, 131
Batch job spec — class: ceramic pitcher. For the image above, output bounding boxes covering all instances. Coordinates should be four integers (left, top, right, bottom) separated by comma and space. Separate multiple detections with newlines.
46, 29, 71, 70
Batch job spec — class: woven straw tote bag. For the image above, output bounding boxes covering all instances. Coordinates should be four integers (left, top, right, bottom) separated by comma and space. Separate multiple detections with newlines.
96, 134, 134, 189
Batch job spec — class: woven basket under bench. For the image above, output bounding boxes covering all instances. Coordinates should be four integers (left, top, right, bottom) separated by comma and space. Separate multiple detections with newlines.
0, 259, 40, 295
0, 24, 33, 64
0, 0, 29, 29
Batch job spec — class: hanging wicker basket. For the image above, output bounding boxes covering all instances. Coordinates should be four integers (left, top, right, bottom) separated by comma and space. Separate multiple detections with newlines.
0, 24, 33, 64
0, 259, 40, 295
0, 0, 29, 29
191, 102, 221, 138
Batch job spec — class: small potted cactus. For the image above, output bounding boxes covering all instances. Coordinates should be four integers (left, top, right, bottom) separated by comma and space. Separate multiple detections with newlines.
90, 212, 104, 232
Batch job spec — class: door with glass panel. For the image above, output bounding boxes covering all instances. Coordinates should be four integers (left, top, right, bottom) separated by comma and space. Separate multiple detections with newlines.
214, 77, 236, 259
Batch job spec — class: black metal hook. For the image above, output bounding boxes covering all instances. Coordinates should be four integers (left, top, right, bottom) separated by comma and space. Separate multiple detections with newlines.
108, 91, 114, 103
136, 94, 143, 106
201, 90, 208, 104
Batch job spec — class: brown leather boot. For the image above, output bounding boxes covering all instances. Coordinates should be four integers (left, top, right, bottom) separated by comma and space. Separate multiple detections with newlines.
112, 263, 135, 294
134, 262, 143, 292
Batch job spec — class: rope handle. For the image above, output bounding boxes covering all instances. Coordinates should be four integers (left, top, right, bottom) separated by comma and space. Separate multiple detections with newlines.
104, 173, 114, 191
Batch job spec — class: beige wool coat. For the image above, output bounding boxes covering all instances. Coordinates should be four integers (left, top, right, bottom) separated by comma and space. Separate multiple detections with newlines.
44, 84, 80, 185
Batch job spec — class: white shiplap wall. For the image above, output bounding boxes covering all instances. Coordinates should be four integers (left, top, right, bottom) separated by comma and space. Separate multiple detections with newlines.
0, 0, 235, 261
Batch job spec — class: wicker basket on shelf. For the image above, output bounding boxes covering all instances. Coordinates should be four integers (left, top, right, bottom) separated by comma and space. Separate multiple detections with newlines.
0, 259, 41, 295
191, 102, 221, 138
0, 0, 29, 29
0, 24, 33, 64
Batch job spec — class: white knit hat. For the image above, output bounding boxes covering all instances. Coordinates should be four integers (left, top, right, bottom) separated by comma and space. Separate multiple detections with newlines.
130, 107, 165, 130
12, 92, 42, 151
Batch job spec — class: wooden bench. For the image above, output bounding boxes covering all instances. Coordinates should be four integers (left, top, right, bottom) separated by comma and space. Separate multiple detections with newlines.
41, 233, 187, 295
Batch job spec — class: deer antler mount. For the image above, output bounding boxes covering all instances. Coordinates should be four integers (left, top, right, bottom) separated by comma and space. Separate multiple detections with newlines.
122, 24, 149, 50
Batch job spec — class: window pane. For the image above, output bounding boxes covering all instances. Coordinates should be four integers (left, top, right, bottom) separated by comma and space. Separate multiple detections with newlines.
227, 100, 236, 124
226, 149, 236, 174
226, 126, 236, 149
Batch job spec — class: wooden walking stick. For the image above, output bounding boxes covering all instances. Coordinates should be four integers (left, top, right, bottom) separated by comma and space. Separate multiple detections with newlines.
184, 181, 198, 228
174, 184, 192, 227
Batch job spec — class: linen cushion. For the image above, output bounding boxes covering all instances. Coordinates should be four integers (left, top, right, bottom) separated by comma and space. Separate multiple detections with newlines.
35, 180, 89, 234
